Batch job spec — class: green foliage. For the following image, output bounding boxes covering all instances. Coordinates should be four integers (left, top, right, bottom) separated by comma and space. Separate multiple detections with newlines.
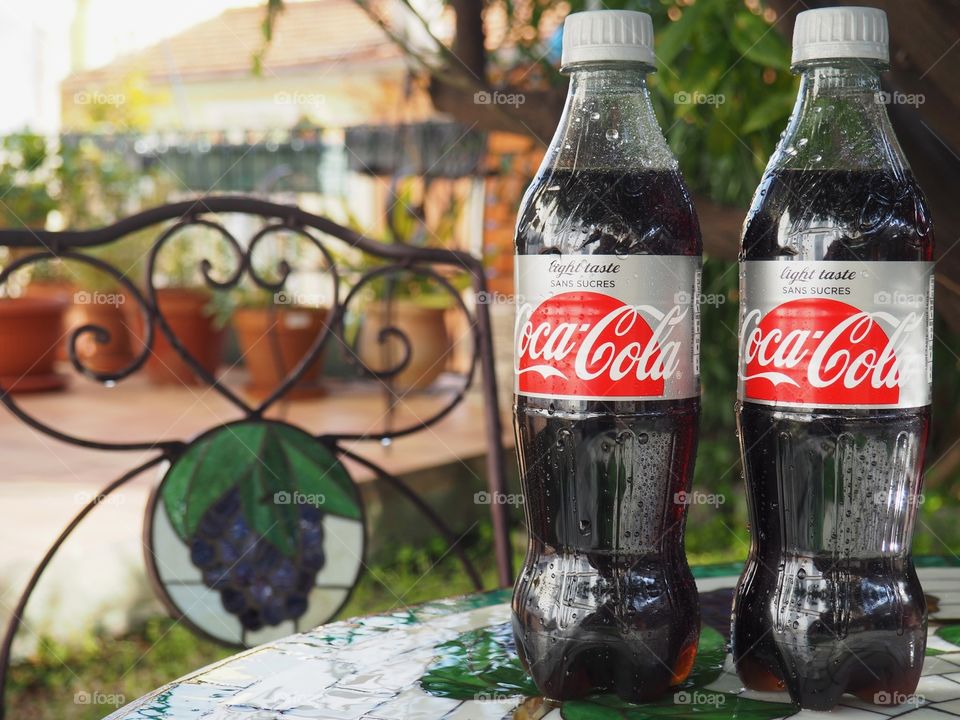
491, 0, 797, 206
643, 1, 796, 205
56, 138, 142, 231
356, 178, 470, 304
8, 618, 231, 720
0, 131, 175, 293
0, 131, 57, 229
161, 422, 360, 556
687, 257, 748, 557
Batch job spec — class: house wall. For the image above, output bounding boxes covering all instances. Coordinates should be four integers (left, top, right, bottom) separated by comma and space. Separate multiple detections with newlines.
61, 64, 434, 132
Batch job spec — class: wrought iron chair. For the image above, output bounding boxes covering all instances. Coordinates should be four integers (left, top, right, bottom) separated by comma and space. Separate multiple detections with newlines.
0, 197, 512, 717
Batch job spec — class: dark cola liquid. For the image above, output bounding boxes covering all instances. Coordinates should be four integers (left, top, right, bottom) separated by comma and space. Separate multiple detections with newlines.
513, 169, 701, 702
734, 169, 933, 710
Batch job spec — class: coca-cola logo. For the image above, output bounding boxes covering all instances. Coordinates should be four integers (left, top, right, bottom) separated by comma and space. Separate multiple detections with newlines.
515, 291, 687, 398
740, 298, 922, 405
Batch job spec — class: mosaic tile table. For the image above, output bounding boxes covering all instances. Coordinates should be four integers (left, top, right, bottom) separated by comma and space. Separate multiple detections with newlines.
107, 559, 960, 720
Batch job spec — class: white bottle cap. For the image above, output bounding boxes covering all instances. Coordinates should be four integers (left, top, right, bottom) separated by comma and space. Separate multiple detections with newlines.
792, 6, 889, 65
561, 10, 655, 68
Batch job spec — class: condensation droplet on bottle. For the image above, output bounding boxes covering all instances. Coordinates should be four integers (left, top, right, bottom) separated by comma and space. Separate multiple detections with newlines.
590, 112, 600, 120
637, 433, 649, 444
811, 154, 823, 163
797, 137, 808, 147
605, 128, 619, 142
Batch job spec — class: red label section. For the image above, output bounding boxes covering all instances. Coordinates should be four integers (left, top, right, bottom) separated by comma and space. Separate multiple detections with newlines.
516, 291, 686, 398
741, 298, 900, 406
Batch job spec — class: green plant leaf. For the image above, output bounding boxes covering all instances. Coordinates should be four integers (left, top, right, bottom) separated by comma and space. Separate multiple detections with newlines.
741, 91, 796, 135
654, 1, 709, 71
728, 12, 791, 71
561, 693, 797, 720
161, 421, 361, 556
936, 624, 960, 649
419, 622, 538, 699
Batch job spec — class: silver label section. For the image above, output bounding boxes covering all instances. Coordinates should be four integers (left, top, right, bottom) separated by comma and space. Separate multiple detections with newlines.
738, 260, 934, 409
514, 255, 700, 401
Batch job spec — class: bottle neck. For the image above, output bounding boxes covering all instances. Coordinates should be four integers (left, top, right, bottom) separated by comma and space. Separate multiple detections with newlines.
543, 64, 677, 173
769, 59, 908, 173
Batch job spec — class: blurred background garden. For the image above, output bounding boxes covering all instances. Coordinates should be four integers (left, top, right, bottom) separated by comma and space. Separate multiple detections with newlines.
1, 0, 958, 716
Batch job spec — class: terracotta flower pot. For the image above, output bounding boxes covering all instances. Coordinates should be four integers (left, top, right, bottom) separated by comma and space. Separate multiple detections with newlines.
65, 295, 134, 375
233, 306, 328, 399
358, 300, 452, 390
23, 280, 77, 362
127, 288, 224, 386
0, 297, 67, 393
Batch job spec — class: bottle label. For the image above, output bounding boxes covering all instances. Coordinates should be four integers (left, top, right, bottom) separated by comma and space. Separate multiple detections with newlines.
738, 260, 934, 409
514, 255, 700, 400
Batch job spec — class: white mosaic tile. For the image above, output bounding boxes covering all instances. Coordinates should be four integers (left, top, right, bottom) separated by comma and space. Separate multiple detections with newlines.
282, 687, 396, 719
915, 675, 960, 702
194, 648, 310, 690
227, 657, 351, 711
443, 697, 522, 719
362, 687, 460, 719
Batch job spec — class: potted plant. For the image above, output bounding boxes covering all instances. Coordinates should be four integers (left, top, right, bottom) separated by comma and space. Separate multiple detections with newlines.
228, 225, 333, 399
357, 280, 456, 391
0, 132, 67, 393
354, 181, 461, 391
125, 226, 231, 386
66, 243, 139, 375
0, 265, 67, 393
232, 288, 329, 399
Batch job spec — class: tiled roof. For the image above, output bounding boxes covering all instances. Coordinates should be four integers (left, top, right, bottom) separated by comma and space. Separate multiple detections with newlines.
63, 0, 402, 90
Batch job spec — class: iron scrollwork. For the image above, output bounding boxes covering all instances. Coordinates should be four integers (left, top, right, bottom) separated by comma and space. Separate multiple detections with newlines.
0, 196, 512, 719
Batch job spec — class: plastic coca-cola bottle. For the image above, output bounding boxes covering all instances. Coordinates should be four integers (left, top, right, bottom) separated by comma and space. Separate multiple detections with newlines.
732, 7, 933, 711
512, 10, 702, 702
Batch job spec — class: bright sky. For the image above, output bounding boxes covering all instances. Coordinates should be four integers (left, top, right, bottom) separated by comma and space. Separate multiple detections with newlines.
0, 0, 260, 133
